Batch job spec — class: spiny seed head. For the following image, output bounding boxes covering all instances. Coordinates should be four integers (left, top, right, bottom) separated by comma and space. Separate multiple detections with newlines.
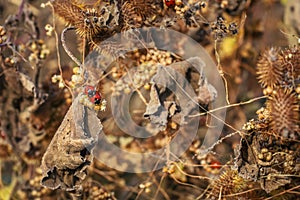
50, 0, 104, 41
77, 8, 103, 40
257, 47, 284, 89
267, 89, 299, 138
208, 169, 248, 199
50, 0, 85, 27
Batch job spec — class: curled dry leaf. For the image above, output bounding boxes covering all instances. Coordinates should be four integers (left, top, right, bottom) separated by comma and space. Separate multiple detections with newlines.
149, 57, 217, 124
236, 125, 299, 193
259, 168, 291, 193
197, 75, 218, 105
144, 84, 169, 132
235, 133, 259, 181
40, 97, 102, 191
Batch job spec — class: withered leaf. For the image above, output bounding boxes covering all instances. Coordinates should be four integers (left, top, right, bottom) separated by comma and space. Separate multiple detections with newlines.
150, 57, 215, 124
164, 101, 178, 117
235, 134, 259, 181
198, 79, 217, 105
40, 97, 102, 191
259, 168, 291, 193
235, 131, 296, 193
144, 84, 169, 132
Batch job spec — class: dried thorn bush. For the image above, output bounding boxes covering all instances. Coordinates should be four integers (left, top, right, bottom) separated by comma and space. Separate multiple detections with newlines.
0, 0, 299, 199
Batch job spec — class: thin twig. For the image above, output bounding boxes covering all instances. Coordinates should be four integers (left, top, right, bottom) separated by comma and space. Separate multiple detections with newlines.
49, 2, 73, 98
189, 95, 267, 117
214, 40, 230, 105
152, 174, 170, 200
172, 161, 212, 181
61, 27, 82, 67
264, 185, 300, 200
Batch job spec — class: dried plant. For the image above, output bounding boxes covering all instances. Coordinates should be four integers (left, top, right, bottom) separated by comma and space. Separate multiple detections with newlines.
207, 168, 249, 200
257, 47, 284, 89
282, 45, 300, 83
236, 44, 300, 197
268, 89, 299, 138
1, 1, 300, 200
50, 0, 118, 40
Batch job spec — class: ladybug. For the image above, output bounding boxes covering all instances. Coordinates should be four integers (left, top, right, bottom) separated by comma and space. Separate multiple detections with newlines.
0, 131, 6, 140
164, 0, 175, 8
84, 85, 102, 105
210, 160, 221, 169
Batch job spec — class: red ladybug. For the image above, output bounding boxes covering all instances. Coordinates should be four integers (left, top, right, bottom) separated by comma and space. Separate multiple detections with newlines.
165, 0, 175, 7
0, 131, 6, 140
210, 160, 221, 169
84, 85, 102, 105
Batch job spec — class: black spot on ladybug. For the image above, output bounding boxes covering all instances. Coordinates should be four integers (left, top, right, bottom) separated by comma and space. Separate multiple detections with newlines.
94, 98, 101, 105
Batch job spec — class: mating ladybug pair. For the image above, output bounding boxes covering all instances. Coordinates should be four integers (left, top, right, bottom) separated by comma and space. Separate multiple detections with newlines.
84, 85, 102, 105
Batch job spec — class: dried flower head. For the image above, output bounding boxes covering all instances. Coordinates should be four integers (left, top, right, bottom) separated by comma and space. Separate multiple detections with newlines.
50, 0, 119, 42
267, 89, 299, 138
207, 168, 249, 199
257, 47, 284, 89
50, 0, 85, 27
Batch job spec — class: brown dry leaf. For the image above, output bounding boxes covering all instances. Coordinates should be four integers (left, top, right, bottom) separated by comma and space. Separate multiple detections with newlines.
150, 57, 216, 123
235, 133, 259, 181
0, 69, 45, 155
236, 130, 298, 193
197, 76, 218, 105
189, 57, 218, 105
259, 168, 291, 193
143, 83, 179, 132
144, 84, 169, 132
164, 101, 178, 117
40, 97, 102, 191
